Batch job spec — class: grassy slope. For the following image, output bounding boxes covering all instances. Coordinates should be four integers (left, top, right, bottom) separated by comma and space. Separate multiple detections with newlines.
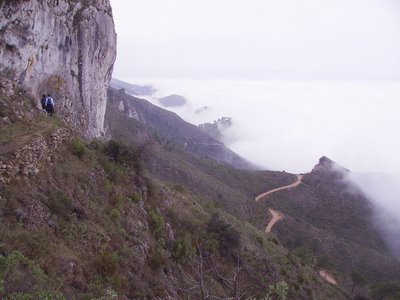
0, 85, 347, 299
105, 88, 400, 296
268, 169, 400, 284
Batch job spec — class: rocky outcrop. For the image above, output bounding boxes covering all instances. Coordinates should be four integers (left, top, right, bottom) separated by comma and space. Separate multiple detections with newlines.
0, 0, 117, 137
311, 156, 349, 178
0, 128, 70, 186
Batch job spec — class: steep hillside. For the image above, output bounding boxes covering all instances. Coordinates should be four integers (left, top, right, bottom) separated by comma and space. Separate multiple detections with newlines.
110, 78, 156, 96
106, 88, 296, 222
266, 157, 400, 284
105, 87, 400, 294
107, 87, 256, 170
0, 84, 347, 299
1, 2, 398, 299
0, 0, 116, 137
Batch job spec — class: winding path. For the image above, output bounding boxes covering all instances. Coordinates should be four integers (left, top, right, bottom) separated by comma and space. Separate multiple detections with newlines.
255, 174, 303, 233
265, 208, 284, 233
255, 174, 303, 202
255, 174, 338, 285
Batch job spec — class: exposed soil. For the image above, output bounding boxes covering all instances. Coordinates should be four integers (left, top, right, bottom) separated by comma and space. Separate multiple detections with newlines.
255, 174, 303, 233
255, 174, 303, 202
319, 269, 338, 285
265, 208, 284, 233
255, 174, 339, 285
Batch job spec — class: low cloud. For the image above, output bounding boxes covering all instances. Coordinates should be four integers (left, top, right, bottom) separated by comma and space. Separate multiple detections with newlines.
123, 77, 400, 258
128, 78, 400, 174
347, 172, 400, 258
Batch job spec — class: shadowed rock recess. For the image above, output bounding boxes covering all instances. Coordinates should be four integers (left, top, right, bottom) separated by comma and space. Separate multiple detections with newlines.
0, 0, 116, 137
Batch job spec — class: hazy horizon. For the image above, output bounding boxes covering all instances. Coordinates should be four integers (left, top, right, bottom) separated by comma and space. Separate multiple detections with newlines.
110, 0, 400, 245
110, 0, 400, 174
118, 77, 400, 175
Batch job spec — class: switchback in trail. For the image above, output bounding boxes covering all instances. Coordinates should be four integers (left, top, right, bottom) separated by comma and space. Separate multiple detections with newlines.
255, 174, 303, 202
255, 174, 338, 286
255, 174, 303, 233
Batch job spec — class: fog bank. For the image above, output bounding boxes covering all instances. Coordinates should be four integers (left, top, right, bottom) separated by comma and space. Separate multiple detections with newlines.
348, 173, 400, 258
125, 78, 400, 175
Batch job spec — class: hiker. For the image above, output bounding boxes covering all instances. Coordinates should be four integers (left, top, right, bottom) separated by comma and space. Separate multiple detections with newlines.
45, 94, 55, 116
40, 94, 47, 110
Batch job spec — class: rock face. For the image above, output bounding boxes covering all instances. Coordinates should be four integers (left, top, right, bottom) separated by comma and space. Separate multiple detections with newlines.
107, 88, 257, 170
0, 128, 70, 186
0, 0, 117, 137
311, 155, 349, 177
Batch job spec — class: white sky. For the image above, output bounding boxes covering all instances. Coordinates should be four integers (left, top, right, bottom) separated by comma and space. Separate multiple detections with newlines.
109, 0, 400, 175
110, 0, 400, 80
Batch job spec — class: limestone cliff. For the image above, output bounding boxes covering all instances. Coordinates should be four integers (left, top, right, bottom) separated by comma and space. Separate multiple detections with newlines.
0, 0, 116, 137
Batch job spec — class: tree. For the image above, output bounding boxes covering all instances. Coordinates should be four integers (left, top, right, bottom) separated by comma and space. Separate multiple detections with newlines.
350, 271, 368, 295
176, 236, 248, 300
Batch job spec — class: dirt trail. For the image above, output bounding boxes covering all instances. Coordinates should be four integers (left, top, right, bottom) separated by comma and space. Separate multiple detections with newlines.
255, 174, 303, 202
255, 174, 303, 233
255, 174, 338, 285
265, 208, 284, 233
319, 269, 338, 285
0, 120, 53, 156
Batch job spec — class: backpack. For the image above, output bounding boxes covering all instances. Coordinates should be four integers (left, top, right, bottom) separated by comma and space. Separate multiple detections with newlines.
46, 97, 54, 107
41, 97, 46, 109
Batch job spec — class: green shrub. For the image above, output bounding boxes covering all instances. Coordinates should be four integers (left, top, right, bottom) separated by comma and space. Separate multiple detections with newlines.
110, 209, 120, 221
46, 190, 73, 220
256, 235, 264, 245
99, 157, 124, 182
172, 184, 185, 193
207, 213, 240, 257
0, 251, 63, 299
104, 179, 112, 193
129, 192, 142, 204
148, 249, 167, 270
270, 237, 279, 245
172, 234, 194, 263
104, 140, 140, 169
70, 138, 87, 158
148, 210, 165, 239
372, 281, 400, 300
111, 274, 129, 292
110, 196, 124, 208
268, 281, 289, 300
94, 252, 119, 276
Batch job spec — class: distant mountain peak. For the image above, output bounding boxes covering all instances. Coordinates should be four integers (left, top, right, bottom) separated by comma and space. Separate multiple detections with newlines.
158, 94, 187, 107
312, 156, 349, 175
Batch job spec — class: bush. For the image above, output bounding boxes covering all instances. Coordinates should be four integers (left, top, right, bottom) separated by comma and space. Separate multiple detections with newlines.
148, 210, 165, 239
104, 140, 140, 169
256, 235, 264, 245
207, 213, 240, 257
110, 209, 121, 221
172, 234, 194, 264
70, 138, 87, 158
94, 252, 119, 276
129, 192, 142, 204
148, 249, 167, 270
268, 281, 289, 300
99, 157, 124, 182
0, 251, 62, 298
46, 190, 73, 220
111, 274, 129, 292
